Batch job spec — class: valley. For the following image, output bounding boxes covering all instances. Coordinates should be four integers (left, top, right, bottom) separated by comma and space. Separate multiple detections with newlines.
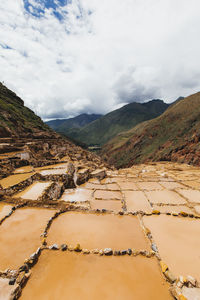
0, 83, 200, 300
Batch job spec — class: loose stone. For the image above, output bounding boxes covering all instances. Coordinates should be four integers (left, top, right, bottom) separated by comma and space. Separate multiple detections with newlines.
104, 248, 113, 255
151, 243, 158, 252
61, 244, 67, 251
50, 244, 59, 250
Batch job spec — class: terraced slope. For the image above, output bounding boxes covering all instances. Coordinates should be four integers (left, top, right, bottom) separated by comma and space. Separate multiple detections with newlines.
64, 100, 169, 146
0, 82, 53, 138
102, 92, 200, 168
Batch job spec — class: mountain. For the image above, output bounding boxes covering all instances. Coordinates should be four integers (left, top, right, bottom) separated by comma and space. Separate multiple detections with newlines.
101, 92, 200, 168
67, 100, 169, 146
46, 113, 102, 133
0, 82, 54, 138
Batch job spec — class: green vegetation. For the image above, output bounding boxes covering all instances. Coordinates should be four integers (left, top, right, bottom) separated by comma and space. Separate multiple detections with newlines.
0, 82, 51, 137
46, 114, 102, 134
102, 92, 200, 168
61, 99, 169, 146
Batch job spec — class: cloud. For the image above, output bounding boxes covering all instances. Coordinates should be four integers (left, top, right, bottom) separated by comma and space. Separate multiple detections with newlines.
0, 0, 200, 120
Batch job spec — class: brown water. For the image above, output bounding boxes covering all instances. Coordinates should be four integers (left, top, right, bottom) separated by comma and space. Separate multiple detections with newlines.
0, 203, 13, 219
124, 191, 152, 213
14, 181, 51, 200
90, 199, 122, 212
106, 183, 120, 190
20, 251, 171, 300
47, 212, 149, 250
35, 163, 68, 171
60, 188, 93, 202
136, 182, 163, 191
94, 190, 122, 200
146, 190, 186, 205
143, 215, 200, 281
80, 182, 107, 190
0, 207, 56, 270
14, 166, 34, 174
0, 173, 35, 189
117, 181, 138, 190
0, 278, 17, 300
39, 168, 68, 175
159, 181, 185, 190
182, 181, 200, 189
178, 189, 200, 203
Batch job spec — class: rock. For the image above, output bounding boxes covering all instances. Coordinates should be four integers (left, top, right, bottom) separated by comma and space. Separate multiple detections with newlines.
182, 287, 200, 300
49, 244, 59, 250
67, 162, 75, 176
187, 275, 197, 287
152, 210, 160, 215
99, 250, 104, 256
127, 249, 132, 255
121, 250, 127, 255
90, 169, 106, 180
68, 245, 74, 251
82, 249, 90, 254
164, 270, 176, 283
104, 248, 113, 256
151, 243, 158, 252
9, 278, 16, 285
61, 244, 67, 251
179, 211, 188, 217
119, 211, 124, 215
160, 261, 168, 273
42, 238, 47, 246
92, 249, 99, 254
74, 243, 82, 252
113, 250, 118, 256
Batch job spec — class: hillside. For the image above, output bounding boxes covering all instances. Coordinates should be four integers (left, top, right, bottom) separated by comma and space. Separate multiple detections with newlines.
0, 82, 54, 138
102, 92, 200, 168
46, 113, 102, 133
67, 100, 169, 146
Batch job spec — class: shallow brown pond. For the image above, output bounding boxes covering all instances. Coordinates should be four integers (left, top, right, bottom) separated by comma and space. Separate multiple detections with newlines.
90, 199, 122, 212
124, 191, 152, 213
146, 190, 186, 205
0, 173, 35, 189
20, 251, 171, 300
47, 212, 149, 250
143, 215, 200, 281
0, 207, 56, 270
14, 181, 52, 200
60, 188, 93, 202
0, 203, 13, 220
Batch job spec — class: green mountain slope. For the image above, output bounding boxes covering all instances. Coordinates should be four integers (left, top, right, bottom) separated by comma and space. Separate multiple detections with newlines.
68, 100, 169, 146
46, 113, 102, 132
101, 92, 200, 168
0, 82, 54, 138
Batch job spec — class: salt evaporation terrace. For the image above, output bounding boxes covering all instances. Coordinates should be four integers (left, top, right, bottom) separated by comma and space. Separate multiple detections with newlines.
1, 161, 200, 299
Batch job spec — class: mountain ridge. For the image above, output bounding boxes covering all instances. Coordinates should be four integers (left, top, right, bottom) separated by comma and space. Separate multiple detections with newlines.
63, 99, 169, 146
101, 92, 200, 168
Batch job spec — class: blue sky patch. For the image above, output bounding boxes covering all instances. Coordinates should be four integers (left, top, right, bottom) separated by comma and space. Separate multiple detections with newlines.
23, 0, 71, 20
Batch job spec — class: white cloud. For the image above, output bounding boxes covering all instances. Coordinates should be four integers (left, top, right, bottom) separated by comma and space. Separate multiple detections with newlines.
0, 0, 200, 120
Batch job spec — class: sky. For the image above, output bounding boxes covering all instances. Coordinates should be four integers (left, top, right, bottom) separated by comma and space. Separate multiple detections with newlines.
0, 0, 200, 120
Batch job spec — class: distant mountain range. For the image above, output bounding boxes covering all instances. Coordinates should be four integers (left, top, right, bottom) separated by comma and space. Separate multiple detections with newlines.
47, 99, 169, 146
102, 93, 200, 168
